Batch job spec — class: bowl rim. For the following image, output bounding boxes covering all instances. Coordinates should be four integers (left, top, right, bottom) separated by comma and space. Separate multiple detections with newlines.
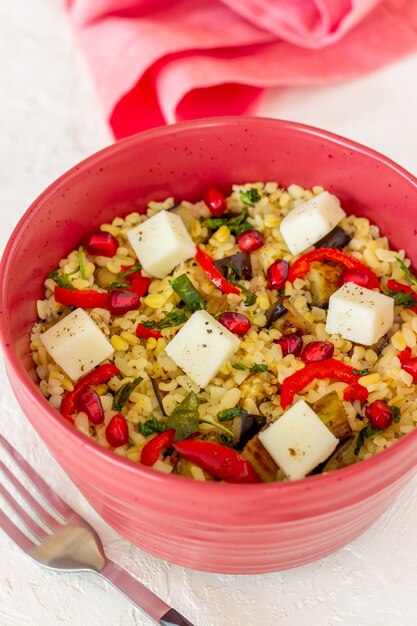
1, 115, 417, 502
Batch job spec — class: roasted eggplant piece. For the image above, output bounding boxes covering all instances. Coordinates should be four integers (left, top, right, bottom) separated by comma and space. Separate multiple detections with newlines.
273, 297, 312, 335
370, 334, 389, 356
149, 378, 167, 416
265, 297, 288, 328
307, 261, 343, 308
239, 371, 278, 404
206, 294, 229, 316
241, 435, 279, 483
322, 435, 358, 472
213, 252, 252, 281
315, 226, 351, 250
311, 391, 352, 440
231, 413, 267, 449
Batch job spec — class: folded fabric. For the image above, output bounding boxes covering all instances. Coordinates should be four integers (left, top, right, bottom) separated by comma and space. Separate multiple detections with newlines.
65, 0, 417, 138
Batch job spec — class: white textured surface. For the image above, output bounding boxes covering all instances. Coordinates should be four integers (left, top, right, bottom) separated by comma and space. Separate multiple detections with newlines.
1, 2, 417, 625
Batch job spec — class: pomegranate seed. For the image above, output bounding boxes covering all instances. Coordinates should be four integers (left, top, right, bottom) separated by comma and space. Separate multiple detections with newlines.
203, 186, 227, 217
401, 356, 417, 382
76, 389, 104, 425
108, 289, 141, 315
130, 276, 150, 297
338, 269, 373, 288
84, 231, 118, 257
218, 312, 251, 336
274, 334, 303, 357
105, 413, 129, 447
301, 341, 334, 363
267, 259, 289, 290
365, 400, 393, 430
237, 229, 264, 253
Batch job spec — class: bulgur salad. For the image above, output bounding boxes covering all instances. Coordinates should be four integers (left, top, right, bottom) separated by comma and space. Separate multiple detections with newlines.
31, 182, 417, 483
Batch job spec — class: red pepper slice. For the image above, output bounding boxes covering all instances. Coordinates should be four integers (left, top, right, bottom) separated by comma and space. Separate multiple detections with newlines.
136, 324, 162, 339
173, 440, 261, 484
343, 382, 369, 403
55, 285, 109, 309
130, 276, 150, 297
398, 347, 412, 364
141, 429, 176, 466
397, 347, 417, 382
288, 248, 380, 290
281, 358, 358, 409
195, 246, 240, 295
387, 280, 417, 311
60, 363, 119, 418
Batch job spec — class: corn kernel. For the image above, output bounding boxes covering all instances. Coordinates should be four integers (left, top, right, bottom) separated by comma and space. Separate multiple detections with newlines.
144, 293, 167, 308
391, 331, 407, 351
256, 293, 270, 311
100, 224, 120, 237
120, 331, 139, 346
264, 214, 281, 228
278, 191, 290, 208
214, 225, 230, 243
359, 372, 380, 387
146, 337, 158, 350
190, 219, 202, 238
110, 335, 129, 351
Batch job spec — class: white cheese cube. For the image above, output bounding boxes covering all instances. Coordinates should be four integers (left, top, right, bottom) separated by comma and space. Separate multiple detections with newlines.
325, 282, 394, 346
279, 191, 346, 255
258, 400, 339, 480
165, 310, 240, 388
40, 308, 114, 381
126, 210, 196, 278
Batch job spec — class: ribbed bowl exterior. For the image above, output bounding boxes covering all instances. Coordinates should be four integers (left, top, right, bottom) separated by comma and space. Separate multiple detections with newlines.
1, 118, 417, 573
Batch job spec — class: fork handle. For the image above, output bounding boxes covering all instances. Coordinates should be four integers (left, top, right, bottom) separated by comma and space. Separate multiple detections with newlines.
101, 559, 195, 625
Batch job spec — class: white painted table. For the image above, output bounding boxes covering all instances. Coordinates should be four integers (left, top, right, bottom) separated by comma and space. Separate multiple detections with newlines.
1, 2, 417, 625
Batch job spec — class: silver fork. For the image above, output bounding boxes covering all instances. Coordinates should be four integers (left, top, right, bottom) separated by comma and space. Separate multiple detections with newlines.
0, 433, 195, 626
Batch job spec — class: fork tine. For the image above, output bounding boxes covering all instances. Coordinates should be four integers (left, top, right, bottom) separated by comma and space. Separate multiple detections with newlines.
0, 434, 73, 519
0, 483, 46, 542
0, 460, 60, 531
0, 508, 35, 552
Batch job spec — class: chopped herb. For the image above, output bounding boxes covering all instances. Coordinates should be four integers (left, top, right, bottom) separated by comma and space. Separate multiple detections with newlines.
217, 407, 248, 422
396, 257, 417, 285
116, 262, 142, 280
220, 433, 234, 448
232, 363, 248, 371
387, 290, 417, 307
49, 270, 75, 290
354, 425, 380, 455
224, 262, 256, 306
202, 210, 253, 236
232, 363, 268, 373
78, 246, 87, 280
392, 406, 401, 423
199, 418, 235, 439
170, 274, 205, 313
139, 416, 168, 437
128, 437, 136, 446
240, 188, 261, 206
108, 281, 131, 291
142, 308, 187, 330
166, 392, 201, 442
352, 368, 370, 376
112, 376, 143, 411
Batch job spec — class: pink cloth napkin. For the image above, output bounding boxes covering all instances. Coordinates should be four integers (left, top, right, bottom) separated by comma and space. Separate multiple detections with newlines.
66, 0, 417, 139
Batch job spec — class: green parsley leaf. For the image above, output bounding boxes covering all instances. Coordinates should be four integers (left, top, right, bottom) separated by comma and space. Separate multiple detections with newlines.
352, 368, 370, 376
112, 376, 143, 411
142, 308, 187, 330
170, 274, 205, 313
391, 290, 417, 307
392, 406, 401, 423
249, 363, 268, 373
232, 363, 248, 371
217, 407, 248, 422
220, 433, 234, 448
199, 418, 235, 439
139, 416, 168, 437
78, 246, 87, 280
396, 257, 417, 286
354, 425, 380, 455
166, 392, 201, 442
49, 270, 75, 290
240, 188, 261, 206
224, 262, 257, 307
108, 281, 131, 291
202, 210, 253, 236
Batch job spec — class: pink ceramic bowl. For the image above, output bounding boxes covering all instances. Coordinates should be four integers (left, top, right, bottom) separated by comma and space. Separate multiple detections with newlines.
1, 117, 417, 574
